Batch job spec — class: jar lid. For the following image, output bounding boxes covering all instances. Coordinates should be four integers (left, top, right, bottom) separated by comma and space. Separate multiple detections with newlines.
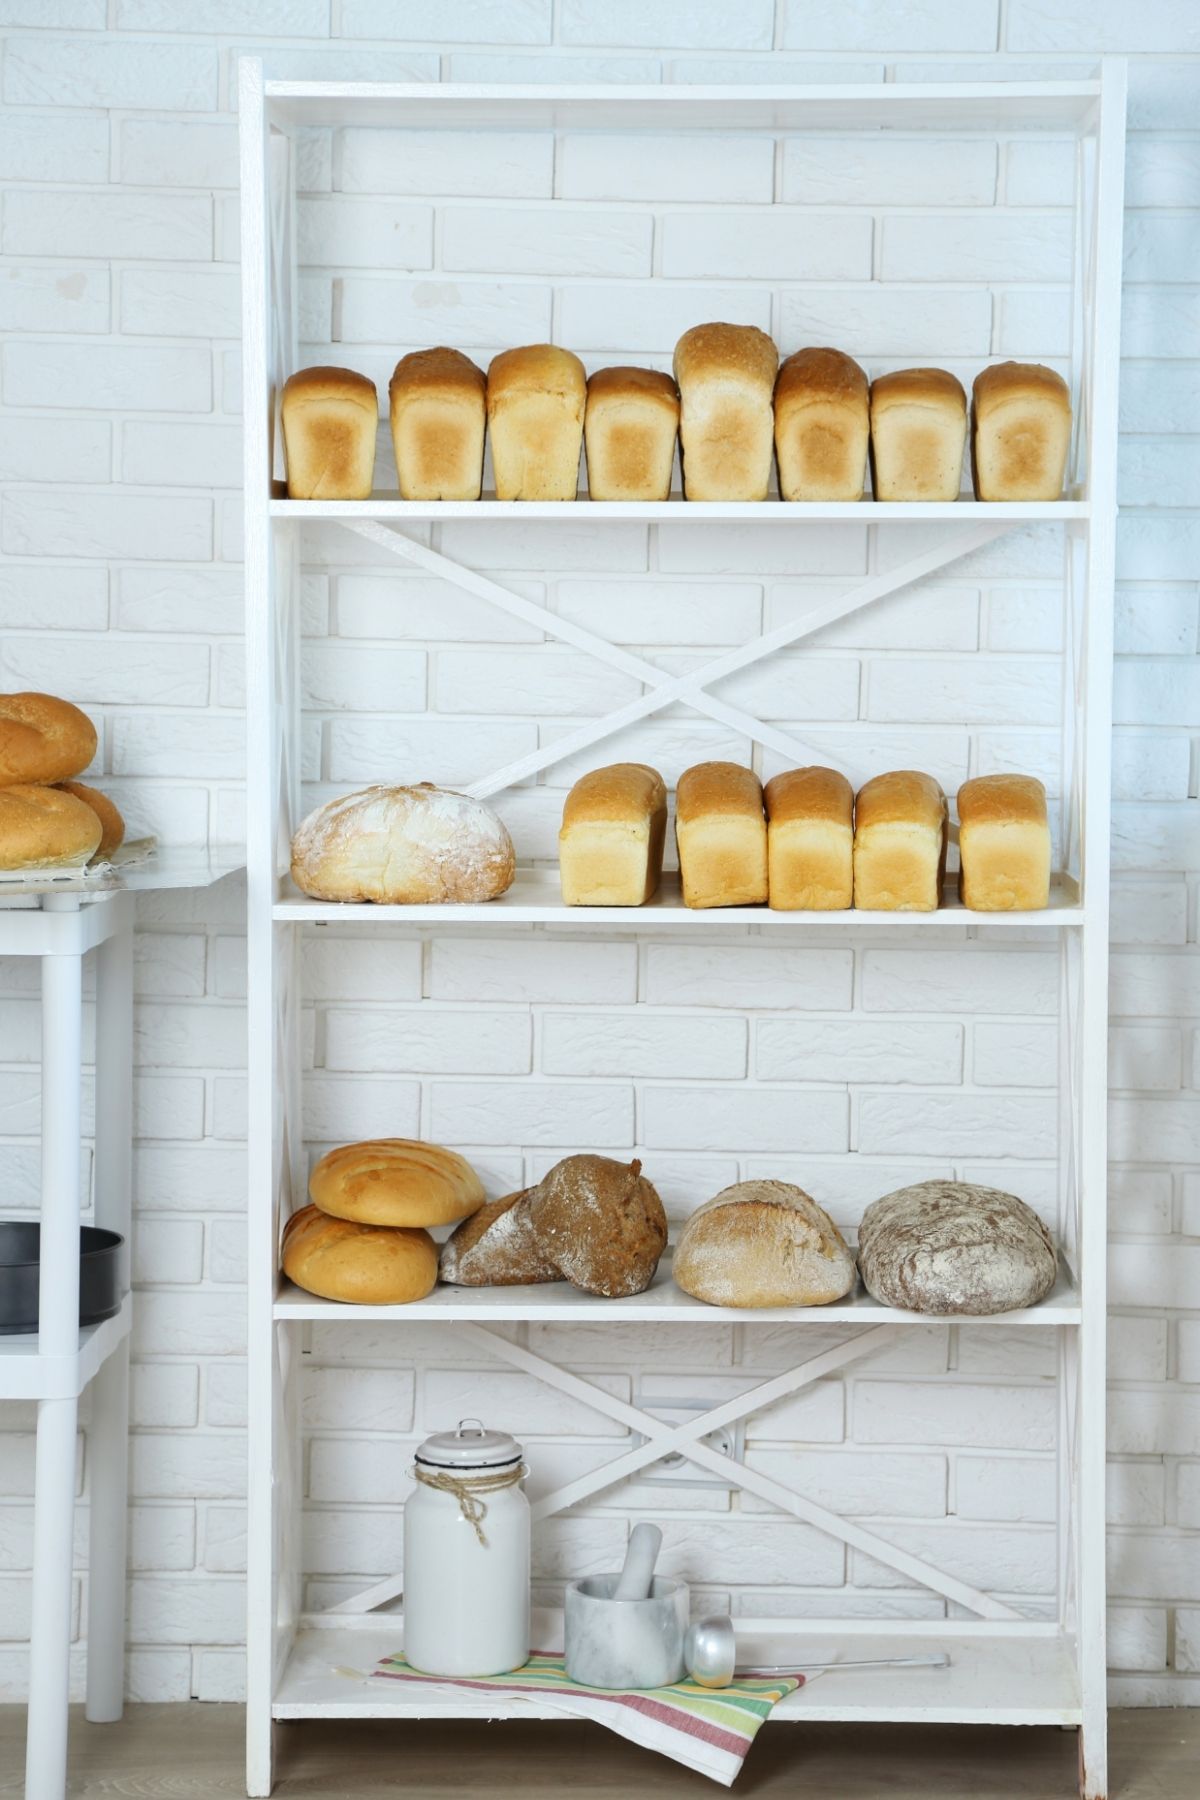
415, 1418, 523, 1470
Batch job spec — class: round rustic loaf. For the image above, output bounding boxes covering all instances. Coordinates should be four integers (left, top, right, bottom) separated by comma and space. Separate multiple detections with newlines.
856, 1179, 1056, 1315
673, 1180, 855, 1309
57, 781, 124, 859
0, 692, 97, 787
309, 1138, 485, 1229
440, 1188, 560, 1287
0, 784, 103, 870
290, 783, 515, 905
281, 1203, 438, 1306
528, 1155, 666, 1298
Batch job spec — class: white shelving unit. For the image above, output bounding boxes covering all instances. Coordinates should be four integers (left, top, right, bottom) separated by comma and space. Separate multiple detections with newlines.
240, 67, 1126, 1799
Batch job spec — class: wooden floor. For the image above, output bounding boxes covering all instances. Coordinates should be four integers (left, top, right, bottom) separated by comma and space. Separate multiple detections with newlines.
0, 1705, 1195, 1798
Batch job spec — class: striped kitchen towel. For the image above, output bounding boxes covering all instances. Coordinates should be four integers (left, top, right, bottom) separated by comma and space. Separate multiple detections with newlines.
373, 1650, 802, 1785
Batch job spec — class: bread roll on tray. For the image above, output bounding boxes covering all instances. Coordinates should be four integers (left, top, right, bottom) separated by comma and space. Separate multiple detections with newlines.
291, 784, 515, 905
674, 1181, 855, 1309
487, 344, 586, 501
869, 367, 967, 502
282, 1203, 437, 1306
389, 347, 486, 501
675, 761, 767, 909
559, 763, 667, 906
584, 366, 679, 501
281, 366, 377, 500
528, 1154, 666, 1299
774, 347, 869, 502
0, 784, 102, 871
764, 766, 853, 910
673, 323, 778, 501
440, 1188, 560, 1287
57, 781, 124, 859
853, 770, 947, 912
957, 774, 1051, 911
0, 692, 96, 787
972, 361, 1071, 501
310, 1138, 485, 1229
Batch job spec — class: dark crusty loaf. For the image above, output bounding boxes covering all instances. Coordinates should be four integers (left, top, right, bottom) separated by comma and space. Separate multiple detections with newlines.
528, 1154, 667, 1298
439, 1188, 560, 1287
857, 1178, 1056, 1316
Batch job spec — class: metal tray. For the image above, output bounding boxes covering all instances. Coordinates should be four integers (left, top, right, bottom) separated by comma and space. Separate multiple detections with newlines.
0, 1221, 124, 1335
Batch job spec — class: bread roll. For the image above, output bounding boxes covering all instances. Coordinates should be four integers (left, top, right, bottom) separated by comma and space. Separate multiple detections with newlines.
673, 1180, 855, 1309
584, 366, 679, 501
389, 347, 486, 501
764, 766, 853, 911
440, 1188, 560, 1287
957, 774, 1051, 912
853, 770, 946, 912
528, 1155, 666, 1298
869, 368, 967, 502
857, 1180, 1056, 1316
0, 692, 96, 787
487, 344, 586, 501
291, 784, 515, 905
281, 365, 378, 500
309, 1138, 485, 1229
281, 1203, 437, 1306
559, 763, 667, 906
0, 784, 102, 871
675, 761, 767, 909
673, 323, 778, 501
774, 348, 869, 502
972, 361, 1071, 501
57, 781, 124, 859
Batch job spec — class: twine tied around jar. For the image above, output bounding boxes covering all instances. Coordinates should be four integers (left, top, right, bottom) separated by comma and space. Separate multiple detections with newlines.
411, 1461, 527, 1548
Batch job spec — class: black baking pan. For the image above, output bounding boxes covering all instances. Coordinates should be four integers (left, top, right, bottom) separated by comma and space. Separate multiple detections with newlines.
0, 1221, 124, 1335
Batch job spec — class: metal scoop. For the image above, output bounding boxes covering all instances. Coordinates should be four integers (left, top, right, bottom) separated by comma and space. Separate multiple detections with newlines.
684, 1614, 950, 1689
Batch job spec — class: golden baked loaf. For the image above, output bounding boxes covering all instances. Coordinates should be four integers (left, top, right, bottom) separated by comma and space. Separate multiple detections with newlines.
281, 1203, 437, 1306
673, 322, 779, 501
487, 344, 586, 500
774, 348, 869, 502
869, 367, 968, 502
290, 784, 515, 905
957, 774, 1051, 911
389, 347, 486, 501
584, 366, 679, 501
439, 1188, 560, 1287
0, 692, 97, 787
559, 763, 667, 906
764, 766, 854, 910
57, 781, 124, 859
675, 761, 767, 909
0, 784, 103, 870
528, 1154, 666, 1298
673, 1180, 856, 1309
309, 1138, 485, 1229
281, 365, 377, 500
853, 770, 947, 912
972, 362, 1071, 501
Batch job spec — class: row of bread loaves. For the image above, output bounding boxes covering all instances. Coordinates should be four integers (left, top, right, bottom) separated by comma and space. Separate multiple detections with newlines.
0, 693, 125, 872
280, 336, 1071, 505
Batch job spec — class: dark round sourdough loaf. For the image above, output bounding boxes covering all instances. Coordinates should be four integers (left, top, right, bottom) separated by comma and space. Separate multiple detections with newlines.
439, 1188, 559, 1287
857, 1179, 1056, 1316
528, 1154, 666, 1298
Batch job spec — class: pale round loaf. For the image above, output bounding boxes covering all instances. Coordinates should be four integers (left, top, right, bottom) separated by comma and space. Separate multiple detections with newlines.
309, 1138, 485, 1229
856, 1179, 1057, 1315
281, 1203, 437, 1305
528, 1155, 666, 1298
57, 781, 125, 859
290, 783, 515, 905
0, 693, 97, 787
673, 1180, 855, 1308
0, 784, 103, 870
440, 1188, 561, 1287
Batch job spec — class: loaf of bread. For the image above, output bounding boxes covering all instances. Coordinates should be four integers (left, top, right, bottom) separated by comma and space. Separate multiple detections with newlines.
281, 366, 378, 500
673, 1180, 856, 1309
869, 368, 968, 501
673, 323, 779, 501
972, 361, 1071, 501
774, 348, 869, 502
584, 366, 679, 501
528, 1155, 666, 1298
57, 781, 124, 859
559, 763, 667, 906
281, 1203, 437, 1306
388, 347, 486, 501
440, 1188, 560, 1287
310, 1138, 485, 1229
675, 761, 767, 909
0, 784, 102, 870
0, 693, 96, 787
764, 766, 854, 910
857, 1179, 1057, 1316
957, 774, 1051, 911
290, 784, 515, 905
487, 344, 586, 501
853, 770, 947, 912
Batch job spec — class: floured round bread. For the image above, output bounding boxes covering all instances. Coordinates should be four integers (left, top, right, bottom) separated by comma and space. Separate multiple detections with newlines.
310, 1138, 484, 1229
857, 1179, 1056, 1316
528, 1155, 666, 1298
440, 1188, 560, 1287
290, 783, 515, 905
673, 1180, 855, 1308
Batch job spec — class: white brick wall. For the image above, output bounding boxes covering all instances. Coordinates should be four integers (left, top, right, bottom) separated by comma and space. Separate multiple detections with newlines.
0, 4, 1197, 1711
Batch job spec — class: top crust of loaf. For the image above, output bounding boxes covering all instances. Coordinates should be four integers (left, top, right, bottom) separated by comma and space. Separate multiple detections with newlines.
870, 367, 967, 418
856, 769, 946, 833
562, 763, 667, 829
676, 761, 764, 825
282, 365, 377, 411
957, 773, 1048, 829
673, 322, 778, 395
487, 343, 586, 405
309, 1137, 485, 1228
775, 347, 868, 411
973, 361, 1069, 419
389, 347, 485, 407
586, 366, 680, 415
764, 766, 853, 828
0, 692, 98, 787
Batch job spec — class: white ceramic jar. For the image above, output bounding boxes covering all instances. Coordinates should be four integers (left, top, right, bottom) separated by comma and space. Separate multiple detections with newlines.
403, 1417, 530, 1677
